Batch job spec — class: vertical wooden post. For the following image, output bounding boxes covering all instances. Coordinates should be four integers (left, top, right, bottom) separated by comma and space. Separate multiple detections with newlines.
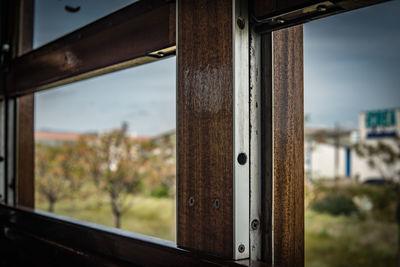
261, 26, 304, 267
15, 0, 34, 208
177, 0, 250, 259
16, 94, 34, 208
177, 0, 234, 258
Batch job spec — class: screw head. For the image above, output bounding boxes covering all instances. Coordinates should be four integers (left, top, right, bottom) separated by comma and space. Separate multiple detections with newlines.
237, 17, 245, 30
317, 5, 327, 12
1, 43, 10, 52
238, 244, 245, 253
251, 219, 259, 230
188, 197, 194, 207
237, 153, 247, 165
276, 18, 285, 24
213, 199, 220, 209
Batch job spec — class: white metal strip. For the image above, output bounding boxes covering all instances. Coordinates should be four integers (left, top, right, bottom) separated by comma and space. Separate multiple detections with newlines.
233, 0, 249, 260
249, 21, 262, 261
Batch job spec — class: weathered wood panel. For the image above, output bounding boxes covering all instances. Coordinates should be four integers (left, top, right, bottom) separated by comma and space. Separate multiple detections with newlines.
0, 204, 248, 266
261, 26, 304, 266
272, 25, 304, 267
177, 0, 234, 258
15, 0, 34, 209
7, 0, 176, 96
17, 94, 34, 208
274, 26, 304, 267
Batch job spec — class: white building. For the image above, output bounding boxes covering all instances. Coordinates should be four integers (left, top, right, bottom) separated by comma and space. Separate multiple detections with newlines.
305, 108, 400, 182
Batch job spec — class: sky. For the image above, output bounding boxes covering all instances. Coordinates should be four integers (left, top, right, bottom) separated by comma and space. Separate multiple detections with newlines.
304, 0, 400, 129
34, 0, 400, 136
34, 0, 176, 137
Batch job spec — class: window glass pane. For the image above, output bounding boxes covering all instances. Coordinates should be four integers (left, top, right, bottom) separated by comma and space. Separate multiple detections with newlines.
34, 0, 138, 48
35, 57, 176, 241
304, 1, 399, 266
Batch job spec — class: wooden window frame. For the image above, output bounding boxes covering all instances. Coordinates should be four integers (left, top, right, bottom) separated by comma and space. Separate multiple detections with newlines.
0, 0, 387, 266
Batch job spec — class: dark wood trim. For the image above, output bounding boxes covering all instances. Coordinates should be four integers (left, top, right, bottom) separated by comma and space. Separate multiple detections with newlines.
251, 0, 388, 34
272, 25, 304, 267
16, 0, 34, 56
260, 32, 273, 264
0, 204, 248, 267
177, 0, 235, 259
14, 0, 34, 209
261, 26, 304, 267
17, 94, 34, 208
1, 0, 23, 206
7, 0, 176, 96
0, 0, 18, 96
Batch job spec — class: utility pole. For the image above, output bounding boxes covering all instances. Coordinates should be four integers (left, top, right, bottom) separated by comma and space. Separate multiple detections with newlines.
334, 122, 340, 180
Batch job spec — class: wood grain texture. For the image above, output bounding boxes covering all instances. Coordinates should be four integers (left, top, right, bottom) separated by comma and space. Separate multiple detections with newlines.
17, 0, 34, 56
0, 204, 248, 266
17, 94, 34, 208
177, 0, 234, 258
273, 26, 304, 267
15, 0, 34, 209
7, 0, 175, 96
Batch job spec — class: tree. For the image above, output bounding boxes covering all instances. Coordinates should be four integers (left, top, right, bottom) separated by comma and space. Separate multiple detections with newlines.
59, 142, 86, 205
355, 138, 400, 266
35, 143, 71, 212
77, 134, 103, 189
79, 123, 143, 228
140, 133, 176, 198
36, 140, 86, 212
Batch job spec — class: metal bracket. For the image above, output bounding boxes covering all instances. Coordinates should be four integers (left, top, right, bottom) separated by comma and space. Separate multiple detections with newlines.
253, 1, 342, 33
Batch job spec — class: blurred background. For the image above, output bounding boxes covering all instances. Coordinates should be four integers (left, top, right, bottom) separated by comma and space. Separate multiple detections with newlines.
33, 0, 400, 266
304, 1, 399, 266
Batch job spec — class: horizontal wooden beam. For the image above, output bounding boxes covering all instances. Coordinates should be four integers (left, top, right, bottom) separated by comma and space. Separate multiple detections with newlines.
6, 0, 176, 96
252, 0, 388, 33
0, 204, 248, 266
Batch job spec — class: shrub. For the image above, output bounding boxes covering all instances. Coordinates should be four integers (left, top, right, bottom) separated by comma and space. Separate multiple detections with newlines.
150, 186, 170, 198
311, 194, 358, 216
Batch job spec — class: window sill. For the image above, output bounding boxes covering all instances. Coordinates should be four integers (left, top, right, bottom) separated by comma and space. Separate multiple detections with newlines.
0, 204, 249, 266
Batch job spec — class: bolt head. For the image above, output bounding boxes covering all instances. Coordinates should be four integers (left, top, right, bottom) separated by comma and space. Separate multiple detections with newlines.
237, 17, 245, 30
317, 5, 327, 12
276, 18, 285, 24
237, 153, 247, 165
214, 199, 220, 209
188, 197, 194, 207
238, 244, 245, 253
251, 219, 259, 230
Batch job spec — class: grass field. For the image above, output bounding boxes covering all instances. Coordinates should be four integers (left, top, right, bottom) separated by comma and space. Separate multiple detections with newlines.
306, 210, 397, 267
36, 193, 397, 266
36, 194, 176, 241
